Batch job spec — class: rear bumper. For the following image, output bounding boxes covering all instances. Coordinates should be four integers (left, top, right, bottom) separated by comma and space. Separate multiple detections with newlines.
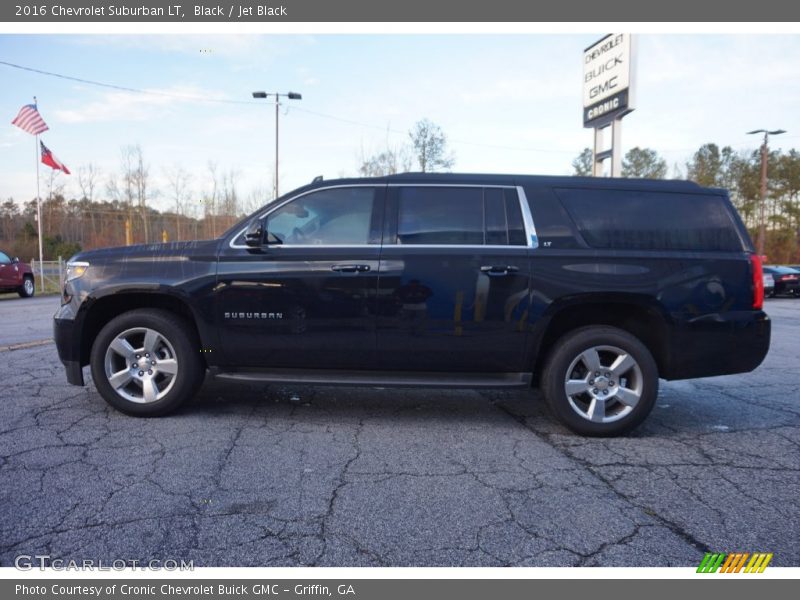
664, 310, 771, 380
54, 316, 85, 386
775, 280, 799, 294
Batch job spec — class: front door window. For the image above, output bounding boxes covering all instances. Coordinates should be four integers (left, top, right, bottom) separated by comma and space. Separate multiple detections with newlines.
266, 187, 376, 245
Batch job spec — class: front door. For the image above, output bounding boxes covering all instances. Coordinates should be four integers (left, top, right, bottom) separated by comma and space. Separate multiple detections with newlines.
215, 185, 385, 369
376, 184, 532, 373
0, 251, 14, 289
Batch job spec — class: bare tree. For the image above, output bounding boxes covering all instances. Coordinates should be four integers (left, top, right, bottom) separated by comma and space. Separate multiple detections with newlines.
44, 169, 66, 237
220, 168, 239, 215
132, 146, 150, 242
204, 161, 219, 238
244, 186, 269, 214
114, 147, 136, 242
77, 163, 99, 203
358, 141, 413, 177
118, 145, 151, 243
78, 163, 101, 242
408, 119, 455, 173
357, 128, 413, 177
165, 165, 191, 241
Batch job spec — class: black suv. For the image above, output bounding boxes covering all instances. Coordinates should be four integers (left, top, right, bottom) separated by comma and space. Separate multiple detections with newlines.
54, 174, 770, 436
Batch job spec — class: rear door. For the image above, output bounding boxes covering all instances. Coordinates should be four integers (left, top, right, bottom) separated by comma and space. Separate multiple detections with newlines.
376, 184, 533, 373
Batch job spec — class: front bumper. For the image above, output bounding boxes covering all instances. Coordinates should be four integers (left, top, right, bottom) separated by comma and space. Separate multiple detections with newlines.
54, 315, 85, 386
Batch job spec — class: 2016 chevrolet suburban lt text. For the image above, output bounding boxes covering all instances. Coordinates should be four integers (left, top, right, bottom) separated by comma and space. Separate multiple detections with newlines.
53, 174, 771, 436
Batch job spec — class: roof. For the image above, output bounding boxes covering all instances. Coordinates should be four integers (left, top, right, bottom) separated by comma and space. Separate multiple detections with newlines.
304, 172, 707, 192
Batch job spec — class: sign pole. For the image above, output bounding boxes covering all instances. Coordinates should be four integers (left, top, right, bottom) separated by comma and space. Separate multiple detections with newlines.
592, 127, 604, 176
274, 94, 279, 200
611, 117, 623, 177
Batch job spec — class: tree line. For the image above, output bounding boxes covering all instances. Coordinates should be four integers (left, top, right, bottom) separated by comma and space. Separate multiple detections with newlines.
573, 144, 800, 263
1, 144, 261, 262
0, 119, 456, 261
2, 122, 798, 264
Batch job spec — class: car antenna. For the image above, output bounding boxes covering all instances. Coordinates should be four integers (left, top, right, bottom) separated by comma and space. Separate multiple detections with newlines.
312, 175, 323, 183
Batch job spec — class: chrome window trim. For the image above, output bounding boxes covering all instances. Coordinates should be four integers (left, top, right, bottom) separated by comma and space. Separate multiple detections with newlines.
516, 186, 539, 249
229, 182, 539, 250
229, 184, 381, 249
388, 183, 516, 189
381, 245, 529, 251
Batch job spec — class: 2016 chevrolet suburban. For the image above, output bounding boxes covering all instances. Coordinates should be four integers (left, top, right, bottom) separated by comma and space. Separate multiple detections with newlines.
54, 174, 771, 436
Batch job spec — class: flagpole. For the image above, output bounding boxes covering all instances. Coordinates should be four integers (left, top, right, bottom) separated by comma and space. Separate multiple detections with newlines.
34, 96, 44, 294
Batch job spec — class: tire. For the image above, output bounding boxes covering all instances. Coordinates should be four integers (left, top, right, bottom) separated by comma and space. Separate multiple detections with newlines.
541, 326, 658, 437
90, 309, 204, 416
18, 276, 35, 298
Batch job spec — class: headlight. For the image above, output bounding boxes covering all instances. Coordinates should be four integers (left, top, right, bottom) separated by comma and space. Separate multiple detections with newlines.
65, 261, 90, 281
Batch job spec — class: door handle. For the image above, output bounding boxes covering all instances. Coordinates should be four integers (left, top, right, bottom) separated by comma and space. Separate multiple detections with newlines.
331, 264, 371, 273
480, 265, 519, 276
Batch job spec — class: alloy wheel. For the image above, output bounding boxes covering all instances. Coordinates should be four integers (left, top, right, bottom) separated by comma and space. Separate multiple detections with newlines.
103, 327, 179, 404
563, 344, 643, 423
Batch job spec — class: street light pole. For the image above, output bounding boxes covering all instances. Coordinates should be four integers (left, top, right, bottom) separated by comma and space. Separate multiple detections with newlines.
274, 94, 279, 198
747, 129, 786, 257
252, 91, 302, 200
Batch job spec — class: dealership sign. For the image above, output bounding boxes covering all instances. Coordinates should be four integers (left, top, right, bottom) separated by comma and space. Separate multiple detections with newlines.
583, 33, 635, 128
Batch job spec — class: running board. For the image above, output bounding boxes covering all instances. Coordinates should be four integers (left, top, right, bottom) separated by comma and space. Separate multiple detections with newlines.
211, 368, 531, 388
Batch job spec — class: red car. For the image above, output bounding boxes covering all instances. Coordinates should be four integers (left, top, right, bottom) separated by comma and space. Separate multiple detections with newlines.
0, 250, 35, 298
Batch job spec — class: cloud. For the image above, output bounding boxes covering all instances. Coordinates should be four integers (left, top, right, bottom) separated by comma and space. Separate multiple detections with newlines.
52, 84, 229, 124
69, 34, 317, 64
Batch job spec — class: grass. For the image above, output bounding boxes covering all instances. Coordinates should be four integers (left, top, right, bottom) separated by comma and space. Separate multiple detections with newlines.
0, 278, 62, 300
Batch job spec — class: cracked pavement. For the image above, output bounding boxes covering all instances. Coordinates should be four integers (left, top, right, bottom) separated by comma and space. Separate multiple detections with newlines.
0, 296, 797, 567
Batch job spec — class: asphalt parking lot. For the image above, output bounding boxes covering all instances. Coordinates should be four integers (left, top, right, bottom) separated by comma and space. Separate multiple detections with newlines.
0, 296, 797, 567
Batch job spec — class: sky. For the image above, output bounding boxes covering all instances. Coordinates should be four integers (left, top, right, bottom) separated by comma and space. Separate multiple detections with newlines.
1, 33, 799, 213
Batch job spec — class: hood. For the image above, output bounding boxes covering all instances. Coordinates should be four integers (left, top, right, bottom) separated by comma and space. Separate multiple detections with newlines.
70, 239, 221, 264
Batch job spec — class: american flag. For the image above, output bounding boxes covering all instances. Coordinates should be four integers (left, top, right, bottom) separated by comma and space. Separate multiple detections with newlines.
11, 104, 49, 135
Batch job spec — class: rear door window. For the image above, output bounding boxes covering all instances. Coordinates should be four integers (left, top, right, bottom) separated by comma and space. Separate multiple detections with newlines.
396, 186, 527, 246
554, 188, 744, 251
397, 187, 484, 245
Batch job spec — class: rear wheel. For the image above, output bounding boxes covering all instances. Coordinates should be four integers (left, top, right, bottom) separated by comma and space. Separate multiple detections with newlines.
541, 326, 658, 437
18, 276, 34, 298
90, 309, 204, 416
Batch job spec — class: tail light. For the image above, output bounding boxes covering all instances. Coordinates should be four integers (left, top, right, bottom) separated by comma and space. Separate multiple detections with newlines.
750, 254, 764, 310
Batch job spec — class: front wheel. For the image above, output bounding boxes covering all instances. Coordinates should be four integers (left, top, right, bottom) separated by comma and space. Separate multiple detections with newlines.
541, 326, 658, 437
90, 309, 204, 416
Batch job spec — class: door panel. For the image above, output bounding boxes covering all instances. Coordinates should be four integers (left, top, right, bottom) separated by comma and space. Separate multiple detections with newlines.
216, 247, 380, 368
215, 185, 384, 369
0, 252, 13, 288
376, 185, 532, 373
377, 246, 530, 372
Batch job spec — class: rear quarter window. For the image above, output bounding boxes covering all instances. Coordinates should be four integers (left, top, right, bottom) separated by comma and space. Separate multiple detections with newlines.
554, 188, 744, 252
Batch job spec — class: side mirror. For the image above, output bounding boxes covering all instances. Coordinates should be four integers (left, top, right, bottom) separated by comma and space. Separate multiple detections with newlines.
12, 257, 19, 264
244, 220, 264, 247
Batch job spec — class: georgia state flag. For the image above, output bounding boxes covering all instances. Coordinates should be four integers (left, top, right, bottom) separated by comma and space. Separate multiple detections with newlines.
40, 141, 70, 175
